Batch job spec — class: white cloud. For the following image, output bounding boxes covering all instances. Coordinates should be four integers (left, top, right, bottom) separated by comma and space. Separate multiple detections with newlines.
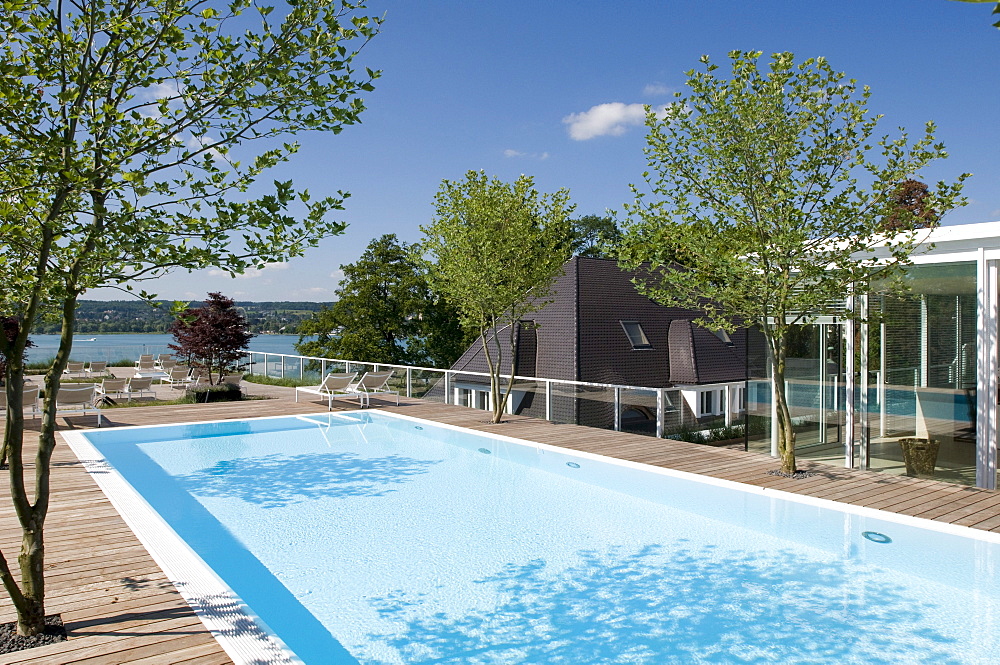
138, 82, 183, 118
329, 269, 345, 284
643, 83, 672, 96
563, 103, 648, 140
145, 81, 182, 101
187, 134, 224, 161
504, 149, 550, 160
207, 262, 288, 279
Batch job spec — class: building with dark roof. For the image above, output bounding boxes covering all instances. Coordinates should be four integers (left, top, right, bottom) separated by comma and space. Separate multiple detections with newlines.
446, 256, 759, 432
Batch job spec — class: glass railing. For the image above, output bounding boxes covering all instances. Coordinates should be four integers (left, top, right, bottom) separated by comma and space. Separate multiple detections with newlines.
243, 351, 722, 440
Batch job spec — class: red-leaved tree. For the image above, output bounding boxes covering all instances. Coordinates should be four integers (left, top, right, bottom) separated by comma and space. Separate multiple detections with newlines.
0, 317, 34, 386
169, 294, 254, 383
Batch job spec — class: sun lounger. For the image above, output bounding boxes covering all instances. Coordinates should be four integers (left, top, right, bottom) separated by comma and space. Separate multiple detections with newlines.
96, 378, 128, 400
347, 371, 399, 408
295, 372, 358, 411
54, 384, 102, 426
0, 386, 40, 419
63, 361, 86, 377
123, 376, 154, 401
164, 366, 193, 387
85, 361, 108, 377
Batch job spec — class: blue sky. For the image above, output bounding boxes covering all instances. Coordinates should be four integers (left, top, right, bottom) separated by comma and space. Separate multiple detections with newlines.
85, 0, 1000, 302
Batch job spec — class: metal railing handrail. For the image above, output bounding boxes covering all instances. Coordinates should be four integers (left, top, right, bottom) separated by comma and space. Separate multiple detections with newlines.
243, 350, 694, 394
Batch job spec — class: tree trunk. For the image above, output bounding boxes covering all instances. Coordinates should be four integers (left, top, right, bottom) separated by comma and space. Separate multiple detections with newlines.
11, 294, 80, 636
769, 331, 797, 474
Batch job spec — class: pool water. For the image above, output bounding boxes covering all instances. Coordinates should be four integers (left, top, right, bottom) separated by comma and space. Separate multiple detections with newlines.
78, 412, 1000, 664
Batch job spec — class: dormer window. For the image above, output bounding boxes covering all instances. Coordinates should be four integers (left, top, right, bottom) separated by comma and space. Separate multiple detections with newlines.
620, 321, 652, 349
713, 329, 734, 346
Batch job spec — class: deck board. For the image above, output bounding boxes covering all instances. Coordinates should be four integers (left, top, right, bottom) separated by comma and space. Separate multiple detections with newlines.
2, 387, 999, 663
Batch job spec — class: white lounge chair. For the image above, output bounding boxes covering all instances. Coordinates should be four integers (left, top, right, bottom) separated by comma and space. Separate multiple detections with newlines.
63, 361, 86, 376
164, 366, 194, 387
0, 386, 40, 420
96, 377, 128, 400
123, 376, 154, 401
135, 359, 157, 372
54, 384, 102, 426
348, 371, 399, 408
295, 372, 358, 411
85, 361, 107, 377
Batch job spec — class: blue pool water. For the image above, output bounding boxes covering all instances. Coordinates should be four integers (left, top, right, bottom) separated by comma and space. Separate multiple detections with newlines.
80, 412, 1000, 664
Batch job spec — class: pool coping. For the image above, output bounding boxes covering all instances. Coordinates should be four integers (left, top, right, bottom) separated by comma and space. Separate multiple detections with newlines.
63, 409, 1000, 664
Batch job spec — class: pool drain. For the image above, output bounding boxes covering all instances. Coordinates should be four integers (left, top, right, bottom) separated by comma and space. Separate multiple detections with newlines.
478, 448, 491, 454
566, 462, 580, 469
414, 426, 423, 430
862, 531, 892, 544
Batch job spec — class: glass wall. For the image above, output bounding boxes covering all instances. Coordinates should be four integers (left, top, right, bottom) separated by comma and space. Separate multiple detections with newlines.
745, 261, 982, 486
867, 262, 977, 484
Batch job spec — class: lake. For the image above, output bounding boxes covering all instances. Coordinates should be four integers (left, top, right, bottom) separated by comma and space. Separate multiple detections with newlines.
25, 333, 306, 364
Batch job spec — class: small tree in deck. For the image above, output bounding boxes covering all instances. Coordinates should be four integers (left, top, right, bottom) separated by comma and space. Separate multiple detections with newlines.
620, 51, 966, 475
421, 171, 574, 423
169, 294, 254, 382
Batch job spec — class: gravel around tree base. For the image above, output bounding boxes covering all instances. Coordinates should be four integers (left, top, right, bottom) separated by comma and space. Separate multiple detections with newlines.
0, 615, 66, 654
766, 469, 817, 479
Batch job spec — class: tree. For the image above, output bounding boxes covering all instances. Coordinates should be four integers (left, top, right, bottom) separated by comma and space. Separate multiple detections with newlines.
169, 293, 254, 382
619, 51, 966, 475
0, 0, 380, 636
0, 318, 33, 387
570, 214, 622, 258
421, 171, 574, 424
296, 234, 472, 367
0, 317, 33, 468
880, 180, 939, 231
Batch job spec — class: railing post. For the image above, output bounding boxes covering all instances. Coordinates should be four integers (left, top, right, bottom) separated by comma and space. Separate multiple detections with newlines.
321, 359, 326, 377
444, 371, 451, 405
656, 389, 665, 438
406, 367, 412, 398
280, 355, 285, 380
299, 358, 303, 380
724, 385, 732, 427
545, 380, 553, 421
263, 353, 269, 378
613, 387, 621, 431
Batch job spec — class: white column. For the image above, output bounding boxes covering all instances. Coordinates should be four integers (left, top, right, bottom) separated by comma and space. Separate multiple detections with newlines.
976, 252, 997, 489
879, 321, 887, 438
845, 300, 856, 469
656, 389, 665, 438
613, 387, 621, 431
920, 295, 929, 387
819, 324, 828, 444
858, 294, 869, 471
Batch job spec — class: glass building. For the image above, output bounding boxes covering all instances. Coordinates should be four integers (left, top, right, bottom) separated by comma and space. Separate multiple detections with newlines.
746, 222, 1000, 489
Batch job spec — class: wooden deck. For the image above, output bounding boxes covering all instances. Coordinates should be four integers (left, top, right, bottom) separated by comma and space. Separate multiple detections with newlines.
2, 387, 999, 663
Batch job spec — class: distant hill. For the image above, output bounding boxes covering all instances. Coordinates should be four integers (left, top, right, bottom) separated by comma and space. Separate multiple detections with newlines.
34, 300, 330, 334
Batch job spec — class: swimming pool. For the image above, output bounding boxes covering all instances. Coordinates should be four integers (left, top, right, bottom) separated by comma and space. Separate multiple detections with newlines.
66, 411, 1000, 664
